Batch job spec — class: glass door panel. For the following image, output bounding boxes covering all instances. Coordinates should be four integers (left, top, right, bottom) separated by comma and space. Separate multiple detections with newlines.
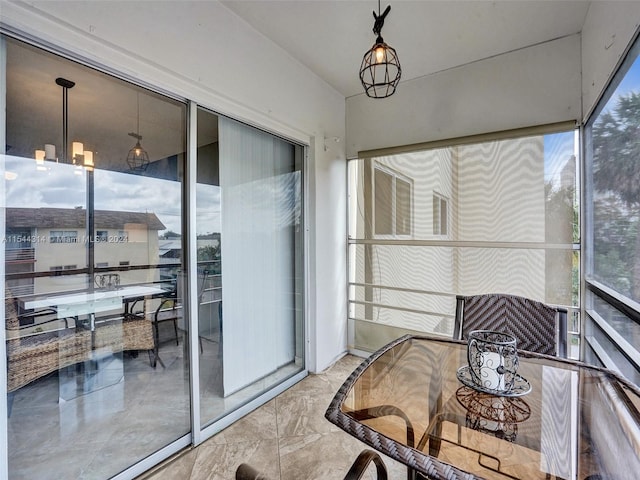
4, 37, 189, 479
196, 109, 305, 428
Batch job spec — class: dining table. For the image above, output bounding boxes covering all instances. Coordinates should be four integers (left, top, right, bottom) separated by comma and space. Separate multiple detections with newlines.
325, 334, 640, 480
21, 285, 167, 319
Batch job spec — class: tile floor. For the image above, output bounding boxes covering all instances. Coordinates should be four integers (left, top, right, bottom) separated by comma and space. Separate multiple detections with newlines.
136, 354, 408, 480
7, 324, 301, 480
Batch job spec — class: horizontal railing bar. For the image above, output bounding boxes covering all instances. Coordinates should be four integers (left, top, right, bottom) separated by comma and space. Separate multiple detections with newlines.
349, 282, 579, 314
5, 261, 220, 281
349, 238, 579, 249
586, 278, 640, 326
585, 336, 622, 374
349, 299, 455, 318
349, 282, 457, 297
586, 308, 640, 373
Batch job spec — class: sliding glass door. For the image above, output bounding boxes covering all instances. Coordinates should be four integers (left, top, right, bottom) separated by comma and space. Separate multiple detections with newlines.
2, 35, 306, 479
3, 36, 190, 479
196, 109, 305, 428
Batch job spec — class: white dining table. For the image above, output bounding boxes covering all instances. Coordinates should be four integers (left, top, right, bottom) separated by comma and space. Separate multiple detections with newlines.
21, 285, 167, 327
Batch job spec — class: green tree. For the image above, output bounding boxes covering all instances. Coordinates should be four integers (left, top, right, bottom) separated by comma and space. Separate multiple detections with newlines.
592, 92, 640, 299
197, 244, 220, 261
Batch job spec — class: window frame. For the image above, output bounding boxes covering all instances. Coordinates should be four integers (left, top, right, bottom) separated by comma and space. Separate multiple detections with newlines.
372, 162, 414, 239
49, 230, 78, 244
584, 29, 640, 381
432, 192, 449, 236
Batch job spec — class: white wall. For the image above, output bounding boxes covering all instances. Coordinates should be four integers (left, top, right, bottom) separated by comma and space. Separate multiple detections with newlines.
0, 0, 347, 373
581, 1, 640, 121
346, 34, 582, 158
347, 2, 640, 157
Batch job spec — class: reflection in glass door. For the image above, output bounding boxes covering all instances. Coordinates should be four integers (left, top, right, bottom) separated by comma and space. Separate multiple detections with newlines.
3, 35, 307, 479
196, 109, 305, 428
4, 37, 189, 478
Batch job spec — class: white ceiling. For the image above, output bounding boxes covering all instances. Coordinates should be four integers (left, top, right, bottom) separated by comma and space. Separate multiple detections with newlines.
222, 0, 592, 98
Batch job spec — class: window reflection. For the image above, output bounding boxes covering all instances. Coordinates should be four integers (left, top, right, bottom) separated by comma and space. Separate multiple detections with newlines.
4, 36, 188, 479
591, 55, 640, 302
585, 35, 640, 381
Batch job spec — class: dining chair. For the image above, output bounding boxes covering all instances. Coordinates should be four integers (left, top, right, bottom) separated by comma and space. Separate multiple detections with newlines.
153, 269, 209, 366
235, 449, 388, 480
153, 276, 181, 357
423, 292, 570, 473
4, 286, 91, 393
453, 293, 568, 357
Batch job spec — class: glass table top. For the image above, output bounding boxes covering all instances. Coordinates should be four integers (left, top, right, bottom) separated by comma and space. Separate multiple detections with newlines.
326, 335, 640, 480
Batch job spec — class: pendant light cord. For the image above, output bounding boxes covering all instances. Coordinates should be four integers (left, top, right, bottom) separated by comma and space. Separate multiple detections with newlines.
136, 93, 140, 137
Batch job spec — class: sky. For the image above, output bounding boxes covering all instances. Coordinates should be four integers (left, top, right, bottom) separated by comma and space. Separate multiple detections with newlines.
3, 155, 221, 236
544, 131, 576, 189
609, 51, 640, 103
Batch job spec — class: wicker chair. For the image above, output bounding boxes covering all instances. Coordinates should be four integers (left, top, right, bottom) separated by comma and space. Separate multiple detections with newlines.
236, 449, 388, 480
5, 290, 91, 393
6, 286, 156, 393
93, 313, 155, 364
453, 293, 568, 357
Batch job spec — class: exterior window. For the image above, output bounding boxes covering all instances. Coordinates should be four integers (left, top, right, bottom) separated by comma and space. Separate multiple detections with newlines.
50, 230, 78, 243
433, 193, 448, 235
96, 230, 108, 242
349, 130, 578, 354
117, 230, 128, 242
96, 262, 108, 268
585, 33, 640, 382
119, 261, 130, 266
374, 164, 412, 236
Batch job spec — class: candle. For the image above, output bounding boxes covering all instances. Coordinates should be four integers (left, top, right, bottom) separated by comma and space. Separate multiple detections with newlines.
480, 351, 505, 391
83, 150, 94, 171
72, 142, 84, 163
34, 150, 45, 162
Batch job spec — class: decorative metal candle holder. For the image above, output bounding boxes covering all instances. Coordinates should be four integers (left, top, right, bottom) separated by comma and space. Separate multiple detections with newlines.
95, 273, 121, 290
456, 386, 531, 443
467, 330, 519, 393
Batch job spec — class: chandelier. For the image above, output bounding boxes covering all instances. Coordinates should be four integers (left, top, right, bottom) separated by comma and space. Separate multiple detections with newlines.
34, 77, 93, 173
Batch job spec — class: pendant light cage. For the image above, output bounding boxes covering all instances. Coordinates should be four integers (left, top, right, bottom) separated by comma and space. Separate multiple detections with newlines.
359, 2, 401, 98
126, 94, 150, 172
359, 39, 401, 99
126, 134, 150, 172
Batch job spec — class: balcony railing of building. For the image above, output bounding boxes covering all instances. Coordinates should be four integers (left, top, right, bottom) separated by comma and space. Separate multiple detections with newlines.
5, 248, 36, 263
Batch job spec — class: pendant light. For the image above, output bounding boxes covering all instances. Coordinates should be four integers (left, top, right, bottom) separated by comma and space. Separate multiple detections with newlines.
359, 1, 401, 98
126, 93, 150, 172
34, 77, 92, 171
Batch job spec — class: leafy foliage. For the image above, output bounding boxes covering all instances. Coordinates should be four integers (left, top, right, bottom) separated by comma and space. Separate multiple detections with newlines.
591, 92, 640, 299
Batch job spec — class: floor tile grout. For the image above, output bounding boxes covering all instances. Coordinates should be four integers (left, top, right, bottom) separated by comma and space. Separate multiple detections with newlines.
142, 353, 373, 480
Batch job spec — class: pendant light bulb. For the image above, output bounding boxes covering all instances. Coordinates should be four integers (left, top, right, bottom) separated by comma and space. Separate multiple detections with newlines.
375, 45, 385, 63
